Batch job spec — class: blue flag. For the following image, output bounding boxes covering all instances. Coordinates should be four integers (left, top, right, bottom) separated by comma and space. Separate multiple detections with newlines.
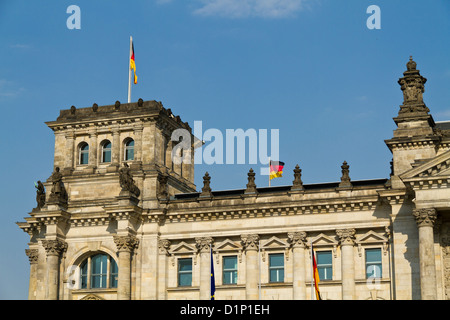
211, 246, 216, 300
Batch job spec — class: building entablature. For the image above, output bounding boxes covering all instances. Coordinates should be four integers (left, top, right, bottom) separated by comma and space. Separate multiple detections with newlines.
46, 99, 192, 134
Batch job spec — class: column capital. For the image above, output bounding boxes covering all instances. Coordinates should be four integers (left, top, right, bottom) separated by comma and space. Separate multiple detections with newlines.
413, 208, 437, 228
41, 239, 67, 257
25, 249, 39, 264
195, 237, 214, 253
114, 235, 139, 253
336, 228, 356, 246
287, 231, 307, 248
241, 234, 259, 251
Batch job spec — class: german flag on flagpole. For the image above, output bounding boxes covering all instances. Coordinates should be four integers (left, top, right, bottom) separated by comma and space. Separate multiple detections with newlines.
210, 245, 216, 300
130, 41, 137, 84
312, 244, 322, 300
269, 160, 285, 180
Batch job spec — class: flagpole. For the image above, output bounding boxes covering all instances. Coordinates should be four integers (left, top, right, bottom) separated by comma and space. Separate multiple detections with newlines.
128, 36, 132, 103
210, 244, 212, 300
268, 157, 271, 187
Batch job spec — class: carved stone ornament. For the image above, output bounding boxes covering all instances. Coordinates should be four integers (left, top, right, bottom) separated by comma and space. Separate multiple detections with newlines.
336, 229, 356, 246
119, 162, 141, 197
339, 161, 352, 188
200, 172, 212, 197
158, 239, 171, 255
397, 56, 429, 115
412, 208, 437, 227
49, 167, 68, 203
157, 173, 169, 200
291, 165, 304, 190
113, 235, 139, 253
287, 231, 307, 248
34, 180, 46, 211
195, 237, 214, 253
245, 169, 257, 194
241, 234, 259, 251
25, 249, 39, 264
41, 239, 67, 256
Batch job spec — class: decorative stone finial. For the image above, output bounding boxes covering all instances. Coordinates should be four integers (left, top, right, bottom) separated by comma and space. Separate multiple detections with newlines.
291, 164, 304, 191
245, 168, 257, 194
406, 56, 417, 71
70, 106, 76, 114
92, 103, 98, 112
397, 56, 429, 115
339, 161, 352, 188
138, 98, 144, 107
115, 100, 121, 110
200, 172, 212, 198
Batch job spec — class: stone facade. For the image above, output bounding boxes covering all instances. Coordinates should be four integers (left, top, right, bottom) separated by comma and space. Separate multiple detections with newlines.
17, 58, 450, 300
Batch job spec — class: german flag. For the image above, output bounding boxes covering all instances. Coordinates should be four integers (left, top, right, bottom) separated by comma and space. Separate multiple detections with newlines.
210, 246, 216, 300
269, 161, 285, 180
130, 41, 137, 84
312, 247, 322, 300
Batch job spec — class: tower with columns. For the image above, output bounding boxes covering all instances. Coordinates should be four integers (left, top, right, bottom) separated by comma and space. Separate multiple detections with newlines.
18, 58, 450, 300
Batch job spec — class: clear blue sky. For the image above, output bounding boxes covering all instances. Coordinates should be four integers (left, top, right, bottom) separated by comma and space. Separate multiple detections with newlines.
1, 0, 450, 299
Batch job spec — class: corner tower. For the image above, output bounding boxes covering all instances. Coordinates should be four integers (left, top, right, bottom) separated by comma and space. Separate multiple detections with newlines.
385, 57, 440, 186
45, 99, 196, 208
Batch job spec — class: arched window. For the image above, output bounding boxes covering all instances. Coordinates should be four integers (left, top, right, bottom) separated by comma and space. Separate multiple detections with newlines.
101, 140, 112, 163
79, 253, 118, 289
79, 143, 89, 165
124, 139, 134, 161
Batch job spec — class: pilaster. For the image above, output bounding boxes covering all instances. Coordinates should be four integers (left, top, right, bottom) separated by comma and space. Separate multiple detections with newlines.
413, 208, 438, 300
336, 228, 356, 300
241, 234, 259, 300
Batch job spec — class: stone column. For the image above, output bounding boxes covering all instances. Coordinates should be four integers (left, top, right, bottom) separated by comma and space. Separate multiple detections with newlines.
196, 237, 214, 300
108, 126, 120, 172
63, 131, 75, 174
133, 126, 143, 167
413, 208, 438, 300
241, 234, 260, 300
42, 239, 67, 300
88, 130, 98, 170
158, 239, 171, 300
336, 229, 356, 300
25, 249, 39, 300
288, 232, 307, 300
114, 235, 139, 300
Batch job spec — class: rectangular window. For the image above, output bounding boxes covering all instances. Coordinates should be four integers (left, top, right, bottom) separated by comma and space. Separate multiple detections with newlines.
316, 251, 332, 281
366, 248, 382, 279
269, 253, 284, 283
103, 150, 111, 163
222, 256, 238, 285
178, 258, 192, 287
91, 254, 108, 288
110, 258, 118, 288
80, 262, 88, 289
